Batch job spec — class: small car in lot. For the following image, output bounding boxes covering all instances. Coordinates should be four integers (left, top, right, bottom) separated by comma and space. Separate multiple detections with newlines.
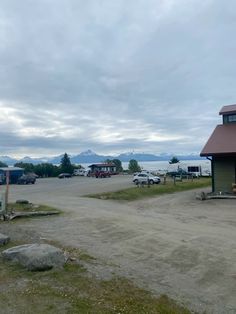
58, 173, 72, 179
17, 174, 36, 184
133, 173, 161, 185
94, 171, 111, 178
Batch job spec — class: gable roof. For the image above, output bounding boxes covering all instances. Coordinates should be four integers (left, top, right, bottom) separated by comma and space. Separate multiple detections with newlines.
200, 124, 236, 156
88, 163, 115, 168
219, 104, 236, 115
0, 167, 24, 171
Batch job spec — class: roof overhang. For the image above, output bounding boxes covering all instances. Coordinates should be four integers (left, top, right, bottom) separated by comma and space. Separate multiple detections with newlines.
201, 152, 236, 157
200, 124, 236, 156
219, 104, 236, 115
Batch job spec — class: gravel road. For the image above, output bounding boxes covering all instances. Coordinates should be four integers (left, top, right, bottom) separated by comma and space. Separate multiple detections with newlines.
1, 175, 236, 313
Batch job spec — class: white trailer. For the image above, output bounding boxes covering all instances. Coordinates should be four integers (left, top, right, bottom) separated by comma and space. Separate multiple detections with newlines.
187, 165, 202, 177
74, 169, 90, 176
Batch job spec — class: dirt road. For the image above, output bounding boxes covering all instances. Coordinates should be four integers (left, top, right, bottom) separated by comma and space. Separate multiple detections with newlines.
1, 176, 236, 313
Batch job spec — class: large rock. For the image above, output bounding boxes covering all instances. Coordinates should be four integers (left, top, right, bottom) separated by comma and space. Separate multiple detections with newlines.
2, 243, 66, 271
0, 233, 10, 246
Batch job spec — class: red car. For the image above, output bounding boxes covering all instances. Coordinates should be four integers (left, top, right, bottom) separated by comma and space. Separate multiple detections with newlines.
94, 171, 111, 178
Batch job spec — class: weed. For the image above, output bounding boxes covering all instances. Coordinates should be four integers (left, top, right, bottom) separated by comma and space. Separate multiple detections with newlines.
7, 203, 61, 213
86, 178, 211, 201
0, 247, 192, 314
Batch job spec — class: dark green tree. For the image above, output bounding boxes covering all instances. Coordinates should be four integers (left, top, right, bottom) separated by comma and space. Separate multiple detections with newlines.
104, 158, 123, 173
60, 153, 73, 174
0, 161, 8, 167
112, 159, 123, 172
34, 163, 60, 177
128, 159, 141, 173
14, 162, 35, 173
169, 156, 180, 164
73, 164, 83, 170
104, 159, 112, 163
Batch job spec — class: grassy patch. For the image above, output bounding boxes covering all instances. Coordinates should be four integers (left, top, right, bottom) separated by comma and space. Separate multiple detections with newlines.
7, 202, 61, 213
0, 243, 191, 314
86, 178, 211, 201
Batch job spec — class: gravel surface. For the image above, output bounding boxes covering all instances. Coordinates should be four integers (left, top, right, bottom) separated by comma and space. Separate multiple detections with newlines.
1, 175, 236, 314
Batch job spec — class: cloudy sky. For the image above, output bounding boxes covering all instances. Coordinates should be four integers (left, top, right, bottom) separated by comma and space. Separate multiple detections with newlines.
0, 0, 235, 157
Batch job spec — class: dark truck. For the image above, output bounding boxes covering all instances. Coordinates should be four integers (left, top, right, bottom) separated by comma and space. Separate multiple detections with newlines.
17, 174, 36, 184
167, 168, 196, 178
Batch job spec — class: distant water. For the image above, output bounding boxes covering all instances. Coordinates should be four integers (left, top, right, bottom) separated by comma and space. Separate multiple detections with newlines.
81, 159, 211, 174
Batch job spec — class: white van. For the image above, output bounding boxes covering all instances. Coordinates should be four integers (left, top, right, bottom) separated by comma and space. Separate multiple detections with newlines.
74, 169, 86, 176
74, 169, 90, 176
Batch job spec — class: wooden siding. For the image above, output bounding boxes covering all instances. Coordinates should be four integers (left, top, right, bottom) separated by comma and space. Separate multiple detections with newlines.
213, 157, 236, 192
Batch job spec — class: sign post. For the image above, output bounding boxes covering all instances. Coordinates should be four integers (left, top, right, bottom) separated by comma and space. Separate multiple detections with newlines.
5, 170, 9, 214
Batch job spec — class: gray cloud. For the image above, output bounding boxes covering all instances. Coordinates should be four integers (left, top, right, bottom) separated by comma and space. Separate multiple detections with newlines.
0, 0, 233, 157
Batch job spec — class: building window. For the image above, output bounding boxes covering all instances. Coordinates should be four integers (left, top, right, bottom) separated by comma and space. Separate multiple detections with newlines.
228, 114, 236, 122
223, 114, 236, 124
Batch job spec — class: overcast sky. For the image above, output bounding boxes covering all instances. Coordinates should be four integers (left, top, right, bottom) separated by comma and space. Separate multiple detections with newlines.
0, 0, 235, 158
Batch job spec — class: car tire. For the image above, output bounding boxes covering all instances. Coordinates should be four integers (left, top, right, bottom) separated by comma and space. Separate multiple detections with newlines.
149, 180, 154, 185
133, 179, 138, 184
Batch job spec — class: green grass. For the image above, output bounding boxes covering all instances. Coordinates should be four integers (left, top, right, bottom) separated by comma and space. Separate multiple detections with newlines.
86, 178, 211, 201
0, 243, 191, 314
7, 202, 61, 213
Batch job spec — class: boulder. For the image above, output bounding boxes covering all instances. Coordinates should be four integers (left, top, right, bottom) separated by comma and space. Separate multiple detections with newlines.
2, 243, 66, 271
0, 233, 10, 246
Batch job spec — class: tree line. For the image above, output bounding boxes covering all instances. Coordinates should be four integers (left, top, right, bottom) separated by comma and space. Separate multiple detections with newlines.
0, 154, 142, 177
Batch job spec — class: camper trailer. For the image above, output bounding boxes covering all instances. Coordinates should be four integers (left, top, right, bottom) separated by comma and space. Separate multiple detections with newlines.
166, 163, 206, 178
187, 166, 202, 177
74, 169, 90, 176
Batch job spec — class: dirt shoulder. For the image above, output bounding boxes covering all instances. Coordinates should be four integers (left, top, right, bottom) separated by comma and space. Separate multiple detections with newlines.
1, 178, 236, 313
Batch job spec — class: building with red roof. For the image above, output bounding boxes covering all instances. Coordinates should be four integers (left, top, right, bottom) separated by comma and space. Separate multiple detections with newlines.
201, 105, 236, 193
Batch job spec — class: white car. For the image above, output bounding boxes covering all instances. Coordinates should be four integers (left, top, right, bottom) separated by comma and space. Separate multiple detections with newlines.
132, 173, 161, 185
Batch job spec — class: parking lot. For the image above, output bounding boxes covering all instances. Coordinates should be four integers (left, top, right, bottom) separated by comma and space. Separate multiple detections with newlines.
7, 174, 133, 202
1, 175, 236, 313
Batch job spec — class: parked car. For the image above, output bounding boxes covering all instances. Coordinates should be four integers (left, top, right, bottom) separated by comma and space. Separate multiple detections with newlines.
133, 173, 161, 185
167, 169, 195, 178
58, 173, 72, 179
94, 171, 111, 178
17, 174, 36, 184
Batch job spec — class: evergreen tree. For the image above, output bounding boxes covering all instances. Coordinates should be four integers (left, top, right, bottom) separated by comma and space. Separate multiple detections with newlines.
60, 153, 73, 173
0, 161, 8, 167
169, 156, 180, 164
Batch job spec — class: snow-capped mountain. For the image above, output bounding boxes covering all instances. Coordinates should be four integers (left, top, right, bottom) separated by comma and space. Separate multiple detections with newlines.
79, 149, 96, 156
0, 156, 18, 166
0, 151, 203, 166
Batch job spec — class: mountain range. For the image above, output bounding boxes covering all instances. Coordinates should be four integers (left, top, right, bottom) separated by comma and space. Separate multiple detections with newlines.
0, 149, 202, 166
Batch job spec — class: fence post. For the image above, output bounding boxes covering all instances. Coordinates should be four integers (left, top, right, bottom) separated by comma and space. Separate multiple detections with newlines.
5, 170, 9, 214
163, 175, 166, 185
0, 192, 6, 219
